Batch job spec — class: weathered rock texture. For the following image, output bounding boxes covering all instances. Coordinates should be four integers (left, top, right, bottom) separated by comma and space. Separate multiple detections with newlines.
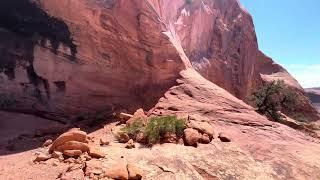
3, 109, 320, 179
0, 0, 185, 118
0, 0, 318, 121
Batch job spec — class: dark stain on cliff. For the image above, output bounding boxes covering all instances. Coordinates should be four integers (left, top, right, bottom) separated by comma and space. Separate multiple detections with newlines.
0, 0, 77, 57
0, 0, 77, 101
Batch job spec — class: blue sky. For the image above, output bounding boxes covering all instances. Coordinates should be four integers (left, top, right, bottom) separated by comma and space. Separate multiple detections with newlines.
240, 0, 320, 88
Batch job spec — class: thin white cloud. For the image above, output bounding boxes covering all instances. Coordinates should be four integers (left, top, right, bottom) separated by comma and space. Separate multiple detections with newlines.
284, 64, 320, 88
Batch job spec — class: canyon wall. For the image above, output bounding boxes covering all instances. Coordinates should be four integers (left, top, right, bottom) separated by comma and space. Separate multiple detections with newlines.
0, 0, 318, 121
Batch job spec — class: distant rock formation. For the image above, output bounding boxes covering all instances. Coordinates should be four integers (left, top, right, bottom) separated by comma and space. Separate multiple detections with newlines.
305, 87, 320, 112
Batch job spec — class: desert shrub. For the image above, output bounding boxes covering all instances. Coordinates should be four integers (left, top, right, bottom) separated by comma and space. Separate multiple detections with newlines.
249, 80, 297, 122
144, 116, 186, 144
0, 93, 17, 109
120, 115, 186, 145
122, 119, 144, 138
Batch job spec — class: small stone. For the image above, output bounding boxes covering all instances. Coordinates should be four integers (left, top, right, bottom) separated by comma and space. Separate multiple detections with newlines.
162, 132, 177, 143
126, 108, 147, 126
100, 137, 110, 146
119, 112, 133, 123
87, 136, 95, 143
127, 163, 143, 180
125, 139, 135, 149
85, 159, 103, 175
187, 115, 215, 139
178, 138, 184, 145
63, 150, 83, 157
135, 132, 146, 144
68, 163, 84, 171
117, 132, 130, 143
64, 158, 76, 164
218, 133, 231, 142
199, 134, 211, 144
60, 169, 84, 180
52, 160, 60, 166
42, 139, 53, 147
80, 153, 92, 161
183, 128, 201, 147
34, 153, 51, 162
58, 156, 65, 162
105, 162, 128, 180
89, 145, 105, 158
52, 151, 63, 159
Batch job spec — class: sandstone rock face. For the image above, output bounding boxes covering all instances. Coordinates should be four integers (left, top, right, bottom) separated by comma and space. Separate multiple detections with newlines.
0, 0, 185, 118
0, 0, 317, 121
148, 68, 320, 179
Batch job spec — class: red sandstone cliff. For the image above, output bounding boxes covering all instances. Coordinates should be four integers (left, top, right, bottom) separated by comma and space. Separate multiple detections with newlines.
0, 0, 318, 121
1, 1, 320, 179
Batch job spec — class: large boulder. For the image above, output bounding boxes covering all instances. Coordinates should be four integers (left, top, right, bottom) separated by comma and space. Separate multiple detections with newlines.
183, 128, 201, 147
55, 141, 90, 153
126, 108, 147, 126
187, 114, 215, 139
104, 162, 128, 180
49, 130, 87, 153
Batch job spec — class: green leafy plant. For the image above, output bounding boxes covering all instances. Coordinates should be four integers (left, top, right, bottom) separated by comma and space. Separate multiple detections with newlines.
119, 115, 186, 145
249, 80, 297, 122
144, 116, 186, 145
122, 119, 144, 138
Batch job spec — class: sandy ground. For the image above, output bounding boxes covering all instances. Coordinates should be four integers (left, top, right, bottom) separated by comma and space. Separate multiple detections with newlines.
1, 111, 320, 179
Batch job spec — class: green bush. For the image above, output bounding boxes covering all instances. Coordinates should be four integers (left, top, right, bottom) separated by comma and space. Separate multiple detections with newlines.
0, 93, 17, 109
120, 116, 186, 145
249, 80, 297, 122
145, 116, 186, 144
122, 119, 144, 138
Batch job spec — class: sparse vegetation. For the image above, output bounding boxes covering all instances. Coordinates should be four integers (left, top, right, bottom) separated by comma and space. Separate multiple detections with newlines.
0, 93, 17, 109
120, 116, 186, 145
249, 80, 298, 122
122, 119, 144, 138
144, 116, 186, 145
